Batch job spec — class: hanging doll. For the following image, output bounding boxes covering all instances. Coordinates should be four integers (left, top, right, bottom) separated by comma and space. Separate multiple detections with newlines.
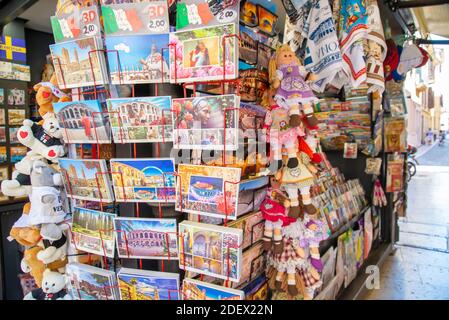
275, 143, 319, 219
268, 220, 322, 299
262, 88, 306, 172
269, 44, 319, 130
301, 215, 329, 272
260, 177, 296, 254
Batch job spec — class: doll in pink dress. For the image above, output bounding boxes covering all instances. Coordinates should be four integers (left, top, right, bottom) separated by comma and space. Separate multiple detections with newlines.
261, 177, 296, 254
269, 44, 319, 130
262, 88, 306, 172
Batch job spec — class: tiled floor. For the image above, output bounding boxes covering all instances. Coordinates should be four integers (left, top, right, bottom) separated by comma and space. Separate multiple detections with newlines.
360, 147, 449, 300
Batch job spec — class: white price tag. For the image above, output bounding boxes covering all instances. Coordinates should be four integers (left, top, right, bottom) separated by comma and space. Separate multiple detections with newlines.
147, 19, 167, 32
83, 23, 98, 36
216, 9, 236, 23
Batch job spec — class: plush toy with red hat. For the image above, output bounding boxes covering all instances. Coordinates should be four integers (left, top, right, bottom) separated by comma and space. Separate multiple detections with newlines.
383, 39, 399, 81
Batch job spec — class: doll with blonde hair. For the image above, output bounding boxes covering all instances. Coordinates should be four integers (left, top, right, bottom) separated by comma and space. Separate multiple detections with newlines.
269, 45, 319, 130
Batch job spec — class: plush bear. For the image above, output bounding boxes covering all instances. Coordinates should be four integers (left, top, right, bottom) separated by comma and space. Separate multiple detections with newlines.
17, 115, 66, 162
22, 247, 68, 288
7, 208, 41, 247
23, 269, 70, 300
33, 74, 70, 122
28, 161, 67, 238
37, 226, 68, 265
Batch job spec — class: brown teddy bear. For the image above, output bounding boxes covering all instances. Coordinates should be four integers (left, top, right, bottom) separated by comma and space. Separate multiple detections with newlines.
22, 246, 67, 288
33, 74, 70, 123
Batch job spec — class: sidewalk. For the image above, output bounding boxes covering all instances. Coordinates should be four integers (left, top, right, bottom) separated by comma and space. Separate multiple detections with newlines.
414, 141, 438, 159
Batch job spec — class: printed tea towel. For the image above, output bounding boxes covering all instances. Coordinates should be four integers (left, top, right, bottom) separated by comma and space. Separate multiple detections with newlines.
364, 0, 387, 94
338, 0, 369, 88
302, 0, 344, 92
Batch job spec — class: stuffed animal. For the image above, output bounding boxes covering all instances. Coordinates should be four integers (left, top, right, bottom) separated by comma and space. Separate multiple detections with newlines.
28, 161, 67, 240
8, 208, 41, 247
269, 44, 319, 129
37, 226, 68, 265
33, 74, 70, 123
275, 152, 317, 219
24, 269, 70, 300
22, 247, 67, 287
17, 115, 66, 161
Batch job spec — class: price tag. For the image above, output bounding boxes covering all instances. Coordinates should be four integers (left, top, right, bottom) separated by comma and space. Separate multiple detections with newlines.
81, 9, 97, 23
83, 23, 98, 36
147, 19, 167, 33
216, 9, 237, 23
145, 3, 169, 33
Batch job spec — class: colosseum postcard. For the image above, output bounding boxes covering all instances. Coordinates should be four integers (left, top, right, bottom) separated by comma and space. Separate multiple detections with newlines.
53, 100, 112, 144
110, 158, 176, 202
113, 217, 178, 260
106, 96, 173, 143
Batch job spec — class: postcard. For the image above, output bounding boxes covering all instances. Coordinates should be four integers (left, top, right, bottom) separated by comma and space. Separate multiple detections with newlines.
0, 146, 7, 163
110, 158, 175, 202
0, 127, 5, 143
8, 109, 26, 125
7, 88, 25, 106
0, 109, 4, 125
175, 0, 239, 30
72, 207, 116, 258
257, 5, 277, 36
169, 24, 238, 83
114, 217, 178, 260
10, 146, 27, 163
106, 96, 172, 143
239, 25, 258, 65
0, 166, 9, 201
117, 267, 180, 300
51, 6, 102, 43
172, 95, 239, 150
176, 164, 241, 220
0, 88, 4, 104
228, 211, 264, 250
58, 158, 114, 202
50, 36, 108, 89
9, 127, 19, 144
178, 220, 243, 282
66, 263, 119, 300
105, 34, 169, 85
257, 42, 274, 70
232, 242, 265, 288
102, 1, 169, 36
53, 100, 112, 144
183, 278, 244, 300
12, 64, 31, 82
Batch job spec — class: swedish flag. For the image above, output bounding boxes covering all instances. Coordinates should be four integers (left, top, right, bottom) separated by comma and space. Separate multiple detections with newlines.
0, 36, 26, 62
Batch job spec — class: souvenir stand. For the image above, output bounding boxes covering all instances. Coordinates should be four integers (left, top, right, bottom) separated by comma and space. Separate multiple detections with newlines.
0, 0, 423, 301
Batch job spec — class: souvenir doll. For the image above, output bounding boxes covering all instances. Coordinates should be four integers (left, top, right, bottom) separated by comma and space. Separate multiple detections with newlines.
269, 44, 319, 130
262, 88, 306, 172
260, 177, 296, 254
276, 150, 318, 219
301, 215, 329, 272
268, 220, 322, 299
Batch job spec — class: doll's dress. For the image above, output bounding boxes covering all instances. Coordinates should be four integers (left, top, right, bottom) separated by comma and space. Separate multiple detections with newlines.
264, 105, 305, 145
278, 153, 315, 189
275, 64, 318, 109
300, 215, 329, 248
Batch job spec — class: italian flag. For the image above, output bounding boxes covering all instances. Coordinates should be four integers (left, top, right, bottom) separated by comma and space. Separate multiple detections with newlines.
102, 6, 143, 34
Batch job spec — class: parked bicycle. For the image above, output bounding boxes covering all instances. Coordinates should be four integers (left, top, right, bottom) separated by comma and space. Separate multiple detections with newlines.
407, 145, 419, 182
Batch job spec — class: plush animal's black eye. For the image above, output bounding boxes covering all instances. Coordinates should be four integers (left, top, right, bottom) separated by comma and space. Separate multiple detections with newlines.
45, 282, 47, 285
52, 284, 55, 287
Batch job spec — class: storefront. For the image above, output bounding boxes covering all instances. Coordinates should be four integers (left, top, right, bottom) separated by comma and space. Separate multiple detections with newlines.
0, 0, 445, 301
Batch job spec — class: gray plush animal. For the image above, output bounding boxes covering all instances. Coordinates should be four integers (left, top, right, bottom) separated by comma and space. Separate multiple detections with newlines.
28, 161, 67, 240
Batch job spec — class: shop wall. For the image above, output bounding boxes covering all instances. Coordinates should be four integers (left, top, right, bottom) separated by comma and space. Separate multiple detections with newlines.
25, 28, 54, 85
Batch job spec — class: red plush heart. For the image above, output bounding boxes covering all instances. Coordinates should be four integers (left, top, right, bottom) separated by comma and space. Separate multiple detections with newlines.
19, 131, 28, 139
48, 150, 56, 158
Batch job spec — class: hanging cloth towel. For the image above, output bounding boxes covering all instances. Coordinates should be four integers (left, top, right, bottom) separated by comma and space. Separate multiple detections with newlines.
365, 0, 387, 94
338, 0, 369, 88
372, 179, 387, 207
302, 0, 344, 93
